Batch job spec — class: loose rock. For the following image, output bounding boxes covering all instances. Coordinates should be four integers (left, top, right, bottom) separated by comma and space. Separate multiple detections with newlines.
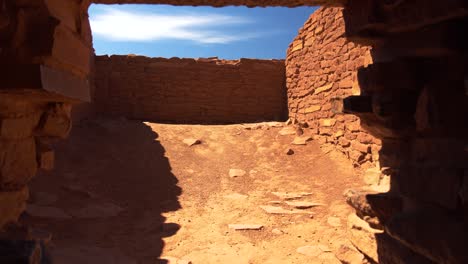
228, 224, 263, 230
334, 244, 366, 264
285, 148, 294, 155
229, 169, 246, 178
285, 201, 325, 209
291, 136, 312, 145
182, 138, 201, 147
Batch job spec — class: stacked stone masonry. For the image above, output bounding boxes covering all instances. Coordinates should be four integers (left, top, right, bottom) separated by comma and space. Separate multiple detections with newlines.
286, 7, 380, 168
94, 56, 287, 124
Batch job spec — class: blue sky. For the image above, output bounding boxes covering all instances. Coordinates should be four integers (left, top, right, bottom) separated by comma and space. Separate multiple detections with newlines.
89, 4, 318, 59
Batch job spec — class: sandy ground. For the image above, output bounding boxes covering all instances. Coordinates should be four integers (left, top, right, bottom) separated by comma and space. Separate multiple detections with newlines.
26, 118, 364, 264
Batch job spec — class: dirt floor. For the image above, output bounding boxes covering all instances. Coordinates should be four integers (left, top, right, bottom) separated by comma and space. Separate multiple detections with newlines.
25, 117, 365, 264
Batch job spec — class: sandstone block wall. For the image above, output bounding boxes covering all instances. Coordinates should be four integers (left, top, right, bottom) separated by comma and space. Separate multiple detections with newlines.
286, 7, 380, 168
93, 56, 287, 124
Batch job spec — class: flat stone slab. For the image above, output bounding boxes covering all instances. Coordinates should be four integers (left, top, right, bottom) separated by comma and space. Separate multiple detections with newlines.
285, 201, 325, 209
271, 192, 312, 200
291, 135, 312, 145
228, 224, 263, 230
260, 205, 310, 215
229, 169, 246, 178
278, 126, 296, 136
182, 138, 201, 147
297, 245, 331, 257
26, 205, 72, 219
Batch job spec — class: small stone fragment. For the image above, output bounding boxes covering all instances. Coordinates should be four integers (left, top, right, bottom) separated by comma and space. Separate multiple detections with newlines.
182, 138, 201, 147
228, 224, 263, 230
291, 135, 312, 145
285, 148, 294, 155
285, 201, 325, 209
327, 216, 342, 227
229, 169, 246, 178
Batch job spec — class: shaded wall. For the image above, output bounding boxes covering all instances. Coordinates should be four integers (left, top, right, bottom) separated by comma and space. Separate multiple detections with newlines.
94, 56, 287, 124
286, 7, 380, 168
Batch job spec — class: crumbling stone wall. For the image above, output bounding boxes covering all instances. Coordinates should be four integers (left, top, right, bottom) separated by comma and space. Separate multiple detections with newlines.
286, 7, 380, 168
94, 55, 287, 124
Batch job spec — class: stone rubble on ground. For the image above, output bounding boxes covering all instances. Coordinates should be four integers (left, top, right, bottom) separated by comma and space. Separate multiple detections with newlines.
228, 224, 263, 230
229, 169, 246, 178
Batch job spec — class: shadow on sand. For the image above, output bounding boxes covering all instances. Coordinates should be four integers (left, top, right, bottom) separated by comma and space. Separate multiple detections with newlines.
27, 118, 182, 263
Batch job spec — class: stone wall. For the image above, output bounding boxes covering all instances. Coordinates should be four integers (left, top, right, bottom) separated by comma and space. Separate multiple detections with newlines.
93, 55, 287, 124
285, 7, 380, 168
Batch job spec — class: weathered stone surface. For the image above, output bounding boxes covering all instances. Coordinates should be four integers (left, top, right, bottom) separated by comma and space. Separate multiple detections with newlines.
386, 209, 468, 264
327, 216, 342, 227
0, 188, 29, 230
0, 114, 41, 139
0, 138, 37, 189
279, 126, 297, 136
37, 103, 72, 138
334, 244, 366, 264
347, 213, 382, 263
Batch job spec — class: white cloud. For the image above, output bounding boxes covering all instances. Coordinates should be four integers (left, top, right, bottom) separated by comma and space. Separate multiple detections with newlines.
90, 7, 256, 44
